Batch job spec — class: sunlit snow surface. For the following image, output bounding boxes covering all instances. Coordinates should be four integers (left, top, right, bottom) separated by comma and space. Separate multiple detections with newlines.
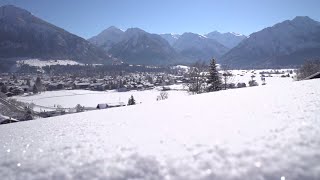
1, 79, 320, 180
16, 59, 83, 67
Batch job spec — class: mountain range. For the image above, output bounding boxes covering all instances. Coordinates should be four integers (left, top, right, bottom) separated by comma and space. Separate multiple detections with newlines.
89, 28, 241, 64
205, 31, 247, 49
172, 33, 229, 63
107, 28, 179, 65
1, 5, 320, 68
0, 5, 113, 64
220, 16, 320, 68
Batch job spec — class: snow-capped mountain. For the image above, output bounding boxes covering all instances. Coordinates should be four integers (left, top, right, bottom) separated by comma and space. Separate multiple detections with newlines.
205, 31, 247, 48
159, 33, 181, 46
88, 26, 124, 51
108, 28, 179, 65
0, 5, 112, 64
173, 32, 229, 62
220, 16, 320, 68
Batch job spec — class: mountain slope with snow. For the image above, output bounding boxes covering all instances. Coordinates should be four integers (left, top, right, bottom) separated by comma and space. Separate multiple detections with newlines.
173, 32, 229, 62
1, 79, 320, 180
0, 5, 112, 64
205, 31, 247, 48
108, 28, 179, 65
159, 33, 181, 46
88, 26, 124, 51
220, 16, 320, 68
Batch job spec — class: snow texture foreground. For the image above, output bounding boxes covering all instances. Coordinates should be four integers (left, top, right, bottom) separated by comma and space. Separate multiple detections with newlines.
1, 80, 320, 180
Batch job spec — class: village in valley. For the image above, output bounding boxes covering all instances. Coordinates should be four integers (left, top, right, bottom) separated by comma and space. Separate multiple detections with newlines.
0, 61, 299, 124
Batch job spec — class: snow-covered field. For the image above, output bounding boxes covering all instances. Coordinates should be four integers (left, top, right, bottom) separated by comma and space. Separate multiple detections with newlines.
15, 69, 295, 111
15, 87, 189, 110
228, 69, 295, 86
1, 79, 319, 180
16, 59, 83, 67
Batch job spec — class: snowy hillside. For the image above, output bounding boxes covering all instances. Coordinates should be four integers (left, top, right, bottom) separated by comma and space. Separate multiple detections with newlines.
220, 16, 320, 68
16, 59, 83, 67
1, 79, 320, 180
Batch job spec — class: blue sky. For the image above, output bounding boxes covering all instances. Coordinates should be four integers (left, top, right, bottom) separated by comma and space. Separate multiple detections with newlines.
0, 0, 319, 39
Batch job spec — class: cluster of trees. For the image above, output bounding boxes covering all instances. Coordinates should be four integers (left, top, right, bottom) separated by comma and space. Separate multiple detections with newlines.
17, 64, 170, 77
157, 91, 168, 101
187, 58, 224, 94
187, 58, 271, 94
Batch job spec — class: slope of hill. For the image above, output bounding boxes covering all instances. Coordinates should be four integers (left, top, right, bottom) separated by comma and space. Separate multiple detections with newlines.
205, 31, 247, 48
159, 33, 181, 46
220, 16, 320, 68
0, 5, 112, 64
1, 79, 319, 179
173, 32, 229, 62
88, 26, 124, 51
108, 28, 179, 65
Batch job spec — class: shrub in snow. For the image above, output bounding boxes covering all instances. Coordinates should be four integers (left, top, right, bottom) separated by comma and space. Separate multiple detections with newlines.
227, 83, 236, 89
249, 80, 259, 87
56, 105, 66, 114
157, 92, 169, 101
128, 95, 136, 106
75, 104, 85, 112
237, 83, 246, 88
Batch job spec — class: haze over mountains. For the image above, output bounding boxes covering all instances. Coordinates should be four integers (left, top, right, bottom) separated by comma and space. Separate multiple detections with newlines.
0, 5, 113, 64
1, 5, 320, 68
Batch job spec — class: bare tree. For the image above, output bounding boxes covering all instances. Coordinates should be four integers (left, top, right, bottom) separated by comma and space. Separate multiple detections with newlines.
187, 61, 208, 94
220, 64, 234, 90
157, 91, 169, 101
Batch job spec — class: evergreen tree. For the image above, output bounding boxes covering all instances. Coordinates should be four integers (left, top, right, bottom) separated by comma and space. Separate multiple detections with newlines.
32, 84, 38, 94
128, 95, 136, 105
26, 79, 31, 87
35, 77, 42, 92
207, 58, 222, 92
1, 85, 8, 93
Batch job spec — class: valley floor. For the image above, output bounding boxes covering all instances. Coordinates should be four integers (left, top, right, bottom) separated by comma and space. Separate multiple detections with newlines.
14, 69, 295, 112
